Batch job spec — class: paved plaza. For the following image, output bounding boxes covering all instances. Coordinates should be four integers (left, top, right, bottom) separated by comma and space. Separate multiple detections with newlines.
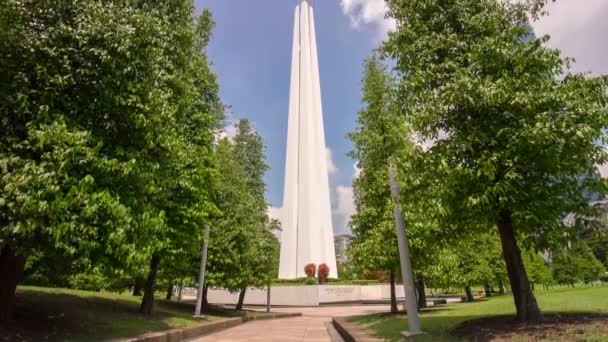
190, 305, 388, 342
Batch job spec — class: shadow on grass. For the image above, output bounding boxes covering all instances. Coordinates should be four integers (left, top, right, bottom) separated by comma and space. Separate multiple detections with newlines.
451, 312, 608, 342
0, 288, 224, 342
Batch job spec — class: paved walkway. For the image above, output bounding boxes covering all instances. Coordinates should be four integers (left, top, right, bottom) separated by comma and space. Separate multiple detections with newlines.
190, 305, 388, 342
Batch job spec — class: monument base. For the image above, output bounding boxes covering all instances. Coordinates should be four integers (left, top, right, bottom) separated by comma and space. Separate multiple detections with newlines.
206, 285, 405, 307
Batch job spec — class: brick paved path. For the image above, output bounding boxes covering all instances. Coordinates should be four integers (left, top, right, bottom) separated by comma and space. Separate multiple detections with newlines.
190, 305, 387, 342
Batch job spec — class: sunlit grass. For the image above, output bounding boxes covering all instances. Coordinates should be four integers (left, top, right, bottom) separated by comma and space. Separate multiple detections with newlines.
351, 286, 608, 341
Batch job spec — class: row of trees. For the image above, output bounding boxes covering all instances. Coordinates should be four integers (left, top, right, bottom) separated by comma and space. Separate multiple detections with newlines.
348, 0, 608, 322
0, 0, 277, 320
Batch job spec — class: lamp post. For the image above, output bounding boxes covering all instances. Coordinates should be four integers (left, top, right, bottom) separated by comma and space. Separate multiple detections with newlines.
388, 163, 422, 336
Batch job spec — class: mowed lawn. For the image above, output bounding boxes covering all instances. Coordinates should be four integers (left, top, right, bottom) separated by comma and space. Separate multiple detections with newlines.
351, 286, 608, 341
0, 286, 226, 342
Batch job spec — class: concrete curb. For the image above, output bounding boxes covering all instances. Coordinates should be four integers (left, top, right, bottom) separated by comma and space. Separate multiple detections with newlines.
332, 317, 383, 342
117, 312, 301, 342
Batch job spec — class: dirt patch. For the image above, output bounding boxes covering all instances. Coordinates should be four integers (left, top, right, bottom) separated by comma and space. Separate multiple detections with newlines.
451, 314, 608, 341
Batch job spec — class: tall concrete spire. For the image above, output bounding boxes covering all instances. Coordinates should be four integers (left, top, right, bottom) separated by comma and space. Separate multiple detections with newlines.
279, 0, 338, 279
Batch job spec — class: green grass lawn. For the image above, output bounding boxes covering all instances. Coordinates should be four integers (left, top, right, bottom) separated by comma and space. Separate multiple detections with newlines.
0, 286, 229, 342
351, 286, 608, 341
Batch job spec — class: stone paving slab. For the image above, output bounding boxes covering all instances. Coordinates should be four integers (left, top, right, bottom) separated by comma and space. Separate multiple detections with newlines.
117, 312, 300, 342
190, 305, 388, 342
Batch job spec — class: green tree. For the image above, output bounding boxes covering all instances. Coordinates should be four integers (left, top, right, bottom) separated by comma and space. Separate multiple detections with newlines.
552, 249, 579, 287
348, 57, 408, 313
0, 1, 221, 318
205, 120, 276, 310
205, 138, 252, 298
588, 236, 608, 269
429, 233, 504, 301
124, 6, 221, 315
349, 56, 443, 311
576, 242, 606, 284
229, 120, 272, 309
523, 251, 553, 290
384, 0, 608, 321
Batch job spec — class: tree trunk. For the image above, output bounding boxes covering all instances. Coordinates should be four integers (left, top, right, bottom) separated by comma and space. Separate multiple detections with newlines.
498, 279, 506, 294
416, 277, 427, 309
202, 283, 209, 308
236, 287, 247, 311
497, 209, 542, 322
165, 283, 174, 301
132, 277, 144, 296
139, 253, 161, 315
484, 284, 492, 297
177, 283, 183, 302
465, 286, 474, 302
390, 269, 398, 313
0, 245, 26, 322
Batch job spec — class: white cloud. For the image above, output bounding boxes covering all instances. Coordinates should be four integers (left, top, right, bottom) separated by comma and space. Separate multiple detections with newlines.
326, 147, 337, 175
339, 0, 395, 35
530, 0, 608, 75
336, 185, 356, 231
340, 0, 607, 76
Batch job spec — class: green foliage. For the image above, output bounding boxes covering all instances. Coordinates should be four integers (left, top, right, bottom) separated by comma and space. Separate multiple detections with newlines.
347, 56, 408, 277
1, 0, 223, 315
383, 0, 608, 319
523, 251, 554, 287
385, 0, 608, 247
336, 261, 358, 281
271, 278, 379, 286
587, 235, 608, 269
205, 120, 277, 293
553, 242, 606, 285
304, 277, 319, 286
423, 233, 505, 290
551, 252, 578, 287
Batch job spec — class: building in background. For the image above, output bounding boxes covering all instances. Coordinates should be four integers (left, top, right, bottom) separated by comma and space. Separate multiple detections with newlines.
334, 234, 352, 264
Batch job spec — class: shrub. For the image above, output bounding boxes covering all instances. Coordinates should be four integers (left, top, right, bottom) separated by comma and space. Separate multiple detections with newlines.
318, 263, 330, 284
326, 279, 380, 285
272, 278, 309, 285
305, 277, 319, 285
68, 273, 106, 292
304, 263, 316, 278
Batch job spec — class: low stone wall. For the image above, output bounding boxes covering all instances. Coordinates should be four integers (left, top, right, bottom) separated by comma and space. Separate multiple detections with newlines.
332, 317, 384, 342
207, 285, 406, 307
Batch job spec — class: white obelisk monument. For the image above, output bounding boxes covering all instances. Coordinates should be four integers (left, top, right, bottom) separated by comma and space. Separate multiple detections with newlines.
279, 0, 338, 279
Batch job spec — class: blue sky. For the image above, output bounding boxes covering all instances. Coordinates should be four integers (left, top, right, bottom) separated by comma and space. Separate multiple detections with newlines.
195, 0, 608, 235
